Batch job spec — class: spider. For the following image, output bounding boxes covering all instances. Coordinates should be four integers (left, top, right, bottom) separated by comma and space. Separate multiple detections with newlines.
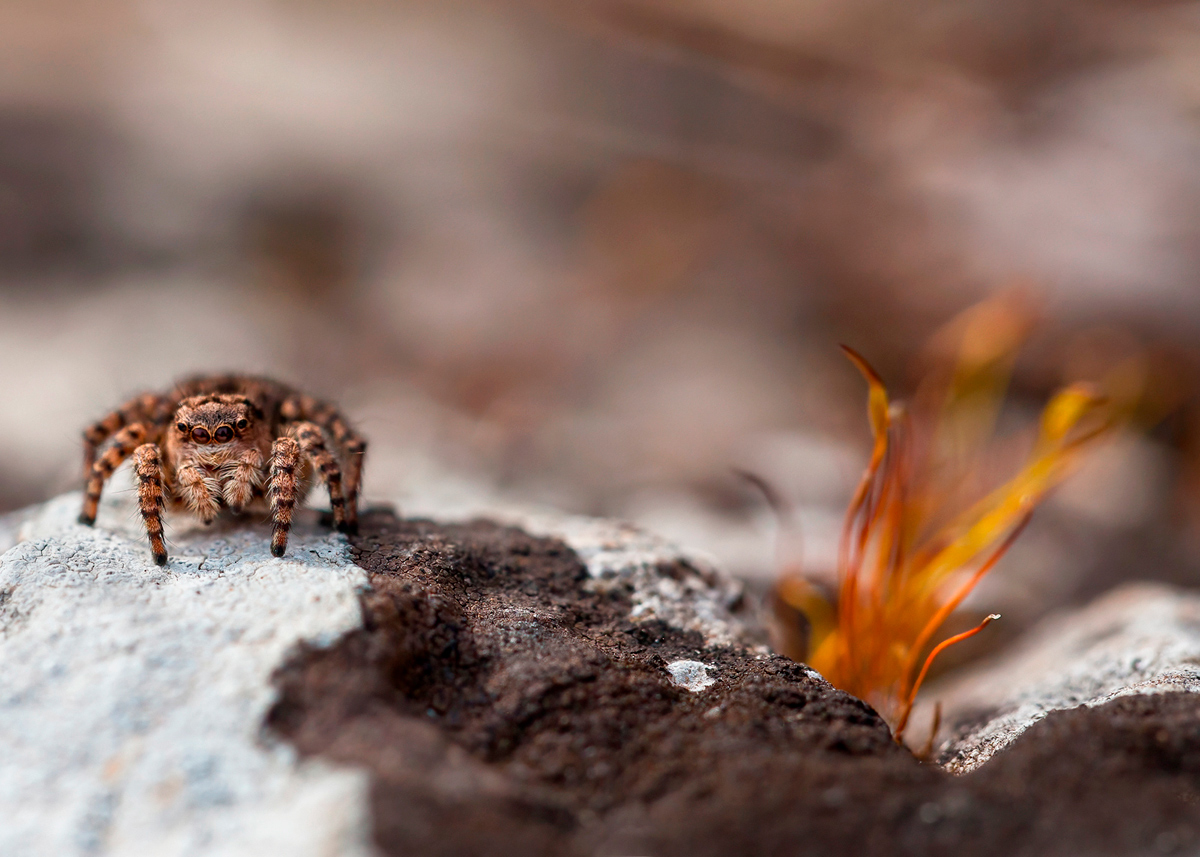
78, 375, 366, 566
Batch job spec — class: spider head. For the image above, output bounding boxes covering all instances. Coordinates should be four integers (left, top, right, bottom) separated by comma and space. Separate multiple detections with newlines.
174, 395, 262, 447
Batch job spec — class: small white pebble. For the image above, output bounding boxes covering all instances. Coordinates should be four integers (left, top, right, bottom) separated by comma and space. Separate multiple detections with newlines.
666, 660, 716, 692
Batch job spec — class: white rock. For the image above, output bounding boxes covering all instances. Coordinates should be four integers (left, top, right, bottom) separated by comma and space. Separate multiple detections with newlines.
666, 660, 717, 692
927, 582, 1200, 773
0, 491, 373, 857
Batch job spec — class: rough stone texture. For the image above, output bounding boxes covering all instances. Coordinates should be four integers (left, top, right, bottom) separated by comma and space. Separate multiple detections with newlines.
13, 489, 1200, 856
267, 511, 902, 857
929, 582, 1200, 773
0, 491, 373, 857
270, 513, 1200, 857
0, 491, 758, 857
429, 508, 755, 649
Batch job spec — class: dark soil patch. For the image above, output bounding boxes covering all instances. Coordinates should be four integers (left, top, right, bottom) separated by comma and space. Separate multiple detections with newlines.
267, 510, 1200, 856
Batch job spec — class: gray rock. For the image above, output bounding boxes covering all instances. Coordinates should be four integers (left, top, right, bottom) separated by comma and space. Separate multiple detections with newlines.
928, 582, 1200, 773
0, 490, 753, 855
0, 492, 373, 857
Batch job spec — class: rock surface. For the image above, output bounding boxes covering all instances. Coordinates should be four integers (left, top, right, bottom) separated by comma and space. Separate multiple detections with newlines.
0, 490, 764, 856
927, 582, 1200, 773
275, 511, 876, 852
273, 514, 1200, 857
0, 492, 373, 857
401, 505, 755, 649
8, 492, 1200, 856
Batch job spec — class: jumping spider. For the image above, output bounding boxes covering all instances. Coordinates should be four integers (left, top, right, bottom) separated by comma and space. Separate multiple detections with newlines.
78, 375, 366, 566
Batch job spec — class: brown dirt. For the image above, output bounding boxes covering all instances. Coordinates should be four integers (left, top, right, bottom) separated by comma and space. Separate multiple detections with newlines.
267, 510, 1200, 857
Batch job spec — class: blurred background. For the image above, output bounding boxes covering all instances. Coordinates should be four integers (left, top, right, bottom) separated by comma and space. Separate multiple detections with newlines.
4, 0, 1200, 646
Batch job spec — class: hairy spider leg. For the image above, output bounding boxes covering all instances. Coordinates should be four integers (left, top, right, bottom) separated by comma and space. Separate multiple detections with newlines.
133, 443, 168, 565
268, 436, 302, 557
79, 422, 151, 525
82, 393, 174, 475
280, 394, 365, 531
290, 421, 349, 531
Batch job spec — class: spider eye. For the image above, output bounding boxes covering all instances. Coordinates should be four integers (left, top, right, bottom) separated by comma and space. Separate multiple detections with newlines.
191, 427, 210, 443
176, 422, 187, 433
235, 418, 249, 430
214, 426, 234, 443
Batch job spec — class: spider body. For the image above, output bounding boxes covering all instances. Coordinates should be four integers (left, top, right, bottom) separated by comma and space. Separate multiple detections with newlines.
79, 375, 366, 566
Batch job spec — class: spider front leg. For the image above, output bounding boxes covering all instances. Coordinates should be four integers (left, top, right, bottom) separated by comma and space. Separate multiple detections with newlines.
291, 421, 352, 533
268, 437, 301, 557
79, 423, 149, 525
133, 443, 168, 565
267, 424, 350, 557
280, 395, 364, 531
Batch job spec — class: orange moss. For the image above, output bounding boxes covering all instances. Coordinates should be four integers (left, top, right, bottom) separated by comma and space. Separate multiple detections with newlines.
776, 298, 1117, 741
